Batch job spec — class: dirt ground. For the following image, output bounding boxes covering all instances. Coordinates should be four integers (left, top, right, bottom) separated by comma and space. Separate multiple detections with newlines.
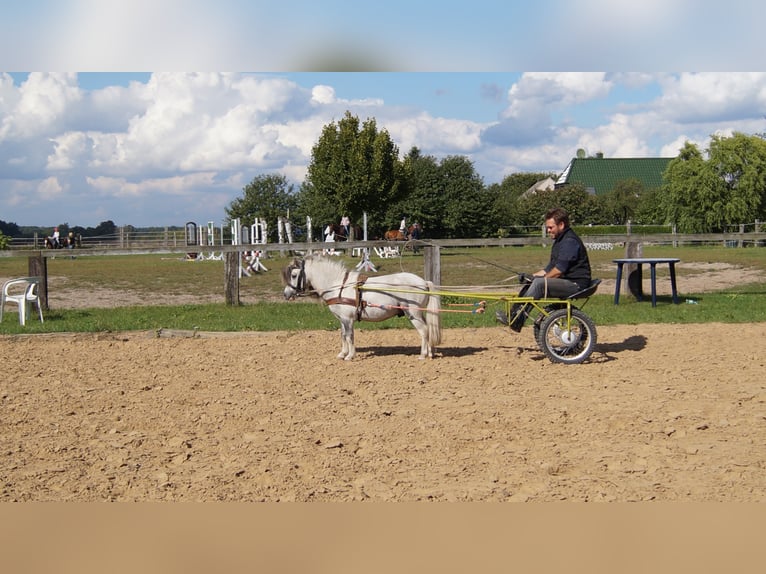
2, 263, 765, 501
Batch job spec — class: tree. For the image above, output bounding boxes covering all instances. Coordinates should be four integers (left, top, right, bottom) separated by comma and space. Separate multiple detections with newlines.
437, 155, 491, 238
634, 187, 668, 225
707, 132, 766, 225
92, 220, 117, 237
488, 172, 558, 234
226, 174, 297, 242
386, 147, 442, 236
301, 111, 403, 232
517, 183, 601, 228
0, 220, 21, 237
601, 178, 643, 224
662, 133, 766, 232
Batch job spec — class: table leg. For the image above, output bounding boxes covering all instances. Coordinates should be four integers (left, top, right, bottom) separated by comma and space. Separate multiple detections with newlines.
650, 263, 657, 307
614, 262, 623, 304
669, 262, 679, 304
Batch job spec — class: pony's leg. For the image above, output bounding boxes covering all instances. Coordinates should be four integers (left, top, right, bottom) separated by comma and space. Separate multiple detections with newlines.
408, 312, 432, 359
338, 317, 356, 361
337, 320, 349, 359
337, 315, 356, 360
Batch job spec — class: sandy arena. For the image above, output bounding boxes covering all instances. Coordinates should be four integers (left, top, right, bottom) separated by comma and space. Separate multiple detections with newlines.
2, 315, 765, 501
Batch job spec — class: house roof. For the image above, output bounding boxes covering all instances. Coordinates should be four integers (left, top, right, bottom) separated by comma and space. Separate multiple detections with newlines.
555, 157, 673, 195
521, 176, 556, 198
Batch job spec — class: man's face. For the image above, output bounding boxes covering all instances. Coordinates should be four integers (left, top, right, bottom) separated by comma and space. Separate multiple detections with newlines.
545, 218, 565, 239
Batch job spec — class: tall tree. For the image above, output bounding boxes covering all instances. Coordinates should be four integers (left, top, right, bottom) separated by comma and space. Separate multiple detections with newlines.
488, 172, 557, 234
226, 174, 297, 241
302, 111, 402, 232
517, 183, 600, 229
707, 132, 766, 225
663, 141, 727, 233
601, 178, 643, 224
386, 147, 442, 236
663, 133, 766, 232
437, 155, 491, 238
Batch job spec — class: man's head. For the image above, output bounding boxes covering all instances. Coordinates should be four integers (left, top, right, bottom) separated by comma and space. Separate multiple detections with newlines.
544, 207, 570, 239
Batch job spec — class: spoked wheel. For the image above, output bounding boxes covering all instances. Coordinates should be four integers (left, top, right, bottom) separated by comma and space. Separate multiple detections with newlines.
538, 308, 597, 364
533, 304, 565, 345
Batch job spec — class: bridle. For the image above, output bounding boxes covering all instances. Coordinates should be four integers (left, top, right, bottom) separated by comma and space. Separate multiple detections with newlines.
286, 259, 308, 295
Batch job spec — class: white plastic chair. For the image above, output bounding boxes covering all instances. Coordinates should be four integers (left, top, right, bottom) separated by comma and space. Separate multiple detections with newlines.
1, 277, 44, 326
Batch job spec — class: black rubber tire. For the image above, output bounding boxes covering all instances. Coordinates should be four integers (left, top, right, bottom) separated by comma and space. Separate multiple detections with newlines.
538, 308, 597, 364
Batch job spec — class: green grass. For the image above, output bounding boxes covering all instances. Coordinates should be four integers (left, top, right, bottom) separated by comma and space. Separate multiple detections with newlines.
1, 244, 765, 335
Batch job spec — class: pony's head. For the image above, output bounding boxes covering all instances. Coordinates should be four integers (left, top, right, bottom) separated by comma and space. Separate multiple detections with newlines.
282, 257, 306, 300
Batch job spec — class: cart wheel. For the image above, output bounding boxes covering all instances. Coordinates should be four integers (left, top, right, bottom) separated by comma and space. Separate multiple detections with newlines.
538, 308, 597, 364
533, 304, 565, 345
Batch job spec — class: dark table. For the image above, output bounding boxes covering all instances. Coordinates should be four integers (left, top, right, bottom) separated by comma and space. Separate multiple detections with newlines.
613, 258, 680, 307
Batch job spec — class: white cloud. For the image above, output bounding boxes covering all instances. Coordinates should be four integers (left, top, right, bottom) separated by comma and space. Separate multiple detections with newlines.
1, 73, 81, 140
37, 176, 65, 199
389, 113, 483, 156
506, 73, 612, 112
47, 131, 89, 170
656, 73, 766, 123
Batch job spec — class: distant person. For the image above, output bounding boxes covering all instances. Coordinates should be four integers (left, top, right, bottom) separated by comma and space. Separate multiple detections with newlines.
399, 217, 407, 236
49, 227, 60, 248
340, 215, 350, 239
496, 207, 592, 332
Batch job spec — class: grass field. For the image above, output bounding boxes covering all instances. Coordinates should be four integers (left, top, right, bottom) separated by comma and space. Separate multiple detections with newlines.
2, 244, 765, 334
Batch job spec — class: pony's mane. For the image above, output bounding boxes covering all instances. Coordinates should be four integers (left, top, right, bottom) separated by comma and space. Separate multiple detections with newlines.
304, 254, 349, 276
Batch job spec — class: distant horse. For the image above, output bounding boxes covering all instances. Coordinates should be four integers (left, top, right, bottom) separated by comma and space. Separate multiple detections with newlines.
282, 255, 442, 360
326, 223, 363, 241
384, 229, 407, 241
44, 237, 60, 249
45, 234, 78, 249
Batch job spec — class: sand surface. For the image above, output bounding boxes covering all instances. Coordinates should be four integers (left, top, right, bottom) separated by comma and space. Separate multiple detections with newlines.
3, 321, 764, 501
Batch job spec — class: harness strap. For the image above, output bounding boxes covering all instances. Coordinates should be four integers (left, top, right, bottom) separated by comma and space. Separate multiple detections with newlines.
322, 272, 370, 322
355, 274, 369, 320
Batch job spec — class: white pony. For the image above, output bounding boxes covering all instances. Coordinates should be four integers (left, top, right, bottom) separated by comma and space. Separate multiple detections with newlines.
282, 255, 442, 360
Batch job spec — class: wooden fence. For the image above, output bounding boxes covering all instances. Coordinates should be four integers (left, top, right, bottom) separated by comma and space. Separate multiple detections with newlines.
6, 231, 766, 311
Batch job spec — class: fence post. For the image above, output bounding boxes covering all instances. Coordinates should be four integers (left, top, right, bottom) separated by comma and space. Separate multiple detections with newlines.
624, 240, 643, 299
424, 245, 441, 285
224, 250, 240, 305
28, 252, 48, 311
739, 223, 745, 247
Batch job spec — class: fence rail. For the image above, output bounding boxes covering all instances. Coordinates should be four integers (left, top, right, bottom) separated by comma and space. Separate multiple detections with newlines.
3, 224, 766, 257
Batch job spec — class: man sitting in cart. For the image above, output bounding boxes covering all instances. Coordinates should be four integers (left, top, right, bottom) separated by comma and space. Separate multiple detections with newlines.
496, 207, 592, 332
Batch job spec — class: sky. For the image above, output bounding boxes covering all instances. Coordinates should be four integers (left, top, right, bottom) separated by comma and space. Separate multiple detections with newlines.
2, 2, 766, 229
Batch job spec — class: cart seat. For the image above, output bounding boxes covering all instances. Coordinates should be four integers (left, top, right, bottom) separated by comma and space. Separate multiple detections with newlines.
567, 278, 601, 300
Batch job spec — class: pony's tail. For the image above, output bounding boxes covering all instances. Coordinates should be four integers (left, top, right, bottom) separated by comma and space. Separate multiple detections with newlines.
426, 281, 442, 346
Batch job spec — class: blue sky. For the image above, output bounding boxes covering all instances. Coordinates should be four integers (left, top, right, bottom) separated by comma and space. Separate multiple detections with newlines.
2, 3, 766, 228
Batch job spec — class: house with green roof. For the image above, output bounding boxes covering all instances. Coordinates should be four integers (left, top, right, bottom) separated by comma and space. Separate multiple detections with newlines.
555, 157, 673, 195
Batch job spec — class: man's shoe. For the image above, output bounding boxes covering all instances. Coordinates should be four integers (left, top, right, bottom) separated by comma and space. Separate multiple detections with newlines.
495, 310, 508, 325
509, 304, 527, 332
